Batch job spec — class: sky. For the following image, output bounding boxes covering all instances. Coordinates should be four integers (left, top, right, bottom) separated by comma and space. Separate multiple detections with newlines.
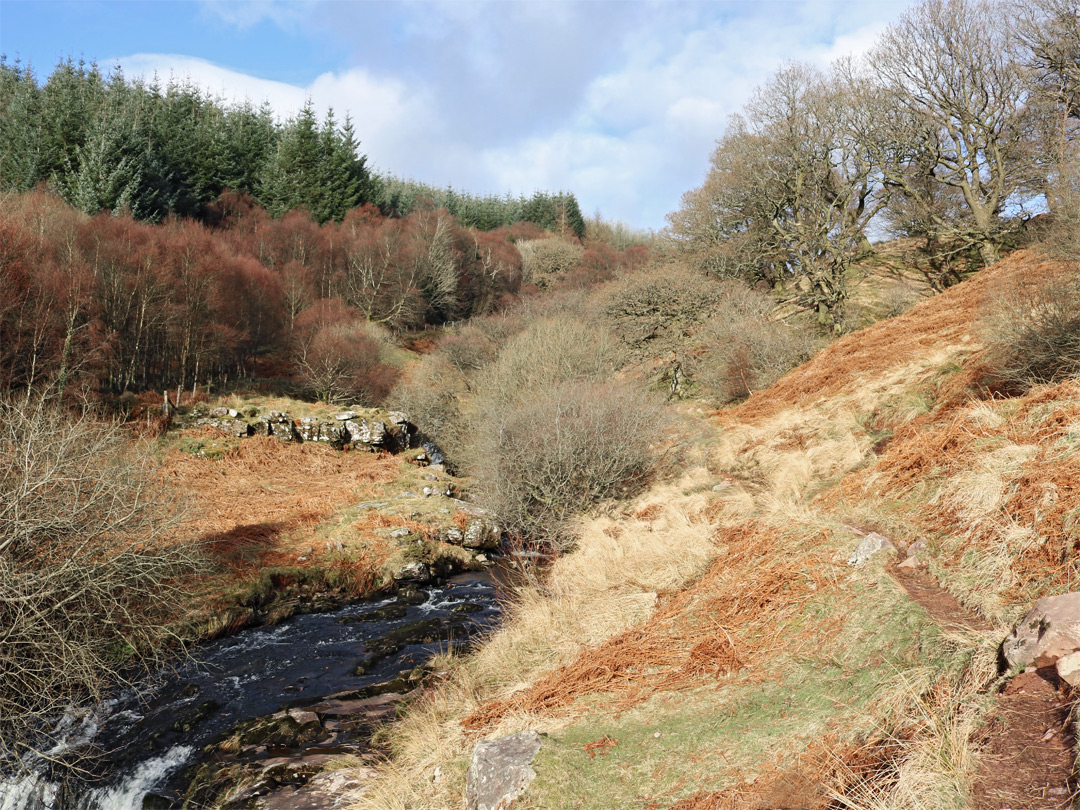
0, 0, 917, 230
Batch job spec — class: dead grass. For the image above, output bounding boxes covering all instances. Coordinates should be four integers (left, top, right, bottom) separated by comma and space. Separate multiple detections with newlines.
727, 251, 1063, 425
462, 523, 833, 731
843, 379, 1080, 622
351, 249, 1080, 809
164, 434, 401, 556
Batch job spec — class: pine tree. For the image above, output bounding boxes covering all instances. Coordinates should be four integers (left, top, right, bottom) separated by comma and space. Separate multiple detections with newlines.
0, 57, 43, 192
56, 119, 142, 216
259, 100, 322, 218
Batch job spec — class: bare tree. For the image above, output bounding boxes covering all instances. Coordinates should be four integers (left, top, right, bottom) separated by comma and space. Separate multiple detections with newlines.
872, 0, 1043, 266
293, 320, 397, 405
1015, 0, 1080, 125
341, 220, 422, 330
0, 400, 203, 772
666, 120, 786, 287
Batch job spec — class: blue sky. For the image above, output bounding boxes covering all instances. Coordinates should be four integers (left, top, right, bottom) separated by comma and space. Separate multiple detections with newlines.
1, 0, 916, 229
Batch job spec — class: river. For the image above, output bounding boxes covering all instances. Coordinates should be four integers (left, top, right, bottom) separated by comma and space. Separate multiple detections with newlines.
0, 573, 501, 810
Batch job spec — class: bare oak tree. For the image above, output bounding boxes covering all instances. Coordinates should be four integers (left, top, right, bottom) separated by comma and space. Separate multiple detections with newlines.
872, 0, 1042, 266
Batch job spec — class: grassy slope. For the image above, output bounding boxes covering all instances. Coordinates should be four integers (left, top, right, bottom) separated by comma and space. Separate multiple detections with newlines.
353, 249, 1076, 810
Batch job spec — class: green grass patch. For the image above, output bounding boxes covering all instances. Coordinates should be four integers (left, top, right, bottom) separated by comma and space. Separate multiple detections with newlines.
518, 568, 966, 809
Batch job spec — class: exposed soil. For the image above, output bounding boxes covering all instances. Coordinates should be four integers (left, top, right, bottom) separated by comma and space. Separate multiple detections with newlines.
971, 670, 1076, 810
891, 564, 1076, 810
890, 566, 992, 633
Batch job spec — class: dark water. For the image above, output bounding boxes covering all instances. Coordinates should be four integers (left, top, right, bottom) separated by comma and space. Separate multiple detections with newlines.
1, 574, 501, 810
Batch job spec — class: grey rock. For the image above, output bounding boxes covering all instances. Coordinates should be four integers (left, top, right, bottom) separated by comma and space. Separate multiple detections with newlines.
335, 411, 359, 421
297, 420, 345, 445
463, 518, 501, 550
1003, 591, 1080, 669
847, 532, 895, 567
466, 730, 542, 810
201, 418, 252, 437
421, 441, 445, 466
286, 709, 320, 728
264, 413, 296, 442
387, 411, 409, 426
211, 406, 230, 417
352, 419, 387, 446
389, 528, 411, 538
395, 562, 431, 583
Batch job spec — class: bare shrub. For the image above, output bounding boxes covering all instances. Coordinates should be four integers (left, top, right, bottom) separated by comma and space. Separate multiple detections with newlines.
471, 317, 624, 410
472, 381, 675, 549
389, 354, 470, 460
605, 266, 739, 355
294, 319, 399, 405
981, 268, 1080, 388
517, 237, 584, 289
693, 288, 818, 402
438, 313, 528, 376
0, 400, 203, 770
1043, 160, 1080, 259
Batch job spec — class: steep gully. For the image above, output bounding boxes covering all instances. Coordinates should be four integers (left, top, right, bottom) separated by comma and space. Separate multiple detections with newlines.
0, 573, 502, 810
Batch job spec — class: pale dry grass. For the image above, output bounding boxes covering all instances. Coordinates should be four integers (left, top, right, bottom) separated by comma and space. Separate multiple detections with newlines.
711, 405, 869, 507
937, 444, 1038, 523
355, 468, 720, 810
831, 635, 999, 810
350, 256, 1064, 809
933, 519, 1040, 624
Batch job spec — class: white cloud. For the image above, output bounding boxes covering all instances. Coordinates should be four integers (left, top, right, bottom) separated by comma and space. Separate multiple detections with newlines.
118, 0, 920, 230
115, 54, 437, 186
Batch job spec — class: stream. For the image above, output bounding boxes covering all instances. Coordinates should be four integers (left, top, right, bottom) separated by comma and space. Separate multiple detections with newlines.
0, 573, 501, 810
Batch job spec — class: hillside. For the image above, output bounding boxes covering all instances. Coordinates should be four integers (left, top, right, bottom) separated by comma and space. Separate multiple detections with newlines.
353, 248, 1079, 810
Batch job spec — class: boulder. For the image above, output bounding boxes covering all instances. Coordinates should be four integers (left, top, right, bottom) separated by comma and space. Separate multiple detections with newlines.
202, 417, 252, 437
898, 538, 930, 569
286, 709, 320, 728
264, 412, 297, 442
421, 441, 446, 466
1057, 651, 1080, 686
394, 562, 431, 583
847, 532, 895, 567
1002, 591, 1080, 669
463, 518, 501, 550
297, 418, 345, 445
466, 730, 542, 810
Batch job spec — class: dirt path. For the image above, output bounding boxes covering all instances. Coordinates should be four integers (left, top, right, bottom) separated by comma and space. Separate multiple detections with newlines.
891, 566, 1077, 810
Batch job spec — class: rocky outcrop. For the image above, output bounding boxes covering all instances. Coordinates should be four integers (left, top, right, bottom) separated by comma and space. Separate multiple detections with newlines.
191, 408, 415, 453
1002, 591, 1080, 670
466, 730, 543, 810
184, 690, 406, 809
